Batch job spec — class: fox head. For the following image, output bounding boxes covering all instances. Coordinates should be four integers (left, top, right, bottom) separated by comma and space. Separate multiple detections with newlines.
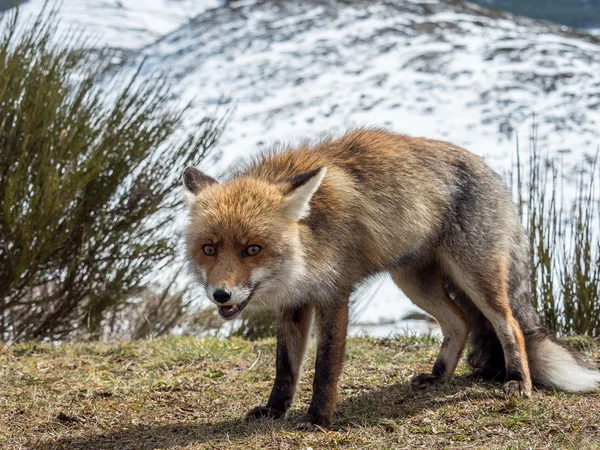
183, 165, 327, 320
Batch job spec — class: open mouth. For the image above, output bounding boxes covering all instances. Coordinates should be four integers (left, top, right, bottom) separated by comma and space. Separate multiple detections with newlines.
217, 288, 256, 320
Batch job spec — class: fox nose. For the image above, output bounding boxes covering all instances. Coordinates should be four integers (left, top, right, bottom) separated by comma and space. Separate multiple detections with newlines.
213, 289, 232, 304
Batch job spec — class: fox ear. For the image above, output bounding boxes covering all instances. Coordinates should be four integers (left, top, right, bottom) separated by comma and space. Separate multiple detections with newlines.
282, 166, 327, 220
183, 166, 217, 204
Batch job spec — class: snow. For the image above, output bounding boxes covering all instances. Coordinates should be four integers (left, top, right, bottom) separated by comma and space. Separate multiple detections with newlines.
139, 0, 600, 181
4, 0, 600, 336
15, 0, 221, 49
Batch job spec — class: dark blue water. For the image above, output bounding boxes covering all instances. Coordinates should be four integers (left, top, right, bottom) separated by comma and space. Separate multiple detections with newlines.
467, 0, 600, 29
1, 0, 29, 13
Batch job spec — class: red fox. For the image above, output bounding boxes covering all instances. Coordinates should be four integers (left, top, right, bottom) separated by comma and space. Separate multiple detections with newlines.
183, 129, 600, 429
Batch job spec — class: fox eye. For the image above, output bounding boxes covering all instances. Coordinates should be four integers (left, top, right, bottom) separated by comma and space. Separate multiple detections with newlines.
244, 245, 261, 257
202, 244, 216, 256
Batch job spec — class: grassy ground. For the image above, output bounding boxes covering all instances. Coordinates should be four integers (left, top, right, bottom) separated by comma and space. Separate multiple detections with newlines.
1, 335, 600, 449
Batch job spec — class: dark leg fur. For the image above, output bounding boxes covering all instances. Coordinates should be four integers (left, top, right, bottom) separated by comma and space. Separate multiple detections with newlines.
245, 304, 313, 422
467, 316, 506, 380
297, 295, 349, 430
446, 280, 505, 379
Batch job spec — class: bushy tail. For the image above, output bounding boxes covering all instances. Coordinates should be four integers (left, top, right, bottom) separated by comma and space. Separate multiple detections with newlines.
526, 329, 600, 392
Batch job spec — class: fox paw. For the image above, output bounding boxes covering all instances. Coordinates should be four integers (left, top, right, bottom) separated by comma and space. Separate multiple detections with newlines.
244, 406, 286, 421
411, 373, 443, 390
295, 413, 331, 431
503, 380, 532, 398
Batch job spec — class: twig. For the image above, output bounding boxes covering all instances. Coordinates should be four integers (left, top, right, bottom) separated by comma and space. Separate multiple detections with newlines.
247, 350, 261, 371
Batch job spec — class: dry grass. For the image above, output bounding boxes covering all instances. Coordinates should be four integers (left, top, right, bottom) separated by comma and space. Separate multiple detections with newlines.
1, 335, 600, 449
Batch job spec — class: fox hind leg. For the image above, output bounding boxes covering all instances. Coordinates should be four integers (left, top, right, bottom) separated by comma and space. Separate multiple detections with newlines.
442, 255, 532, 398
391, 263, 469, 389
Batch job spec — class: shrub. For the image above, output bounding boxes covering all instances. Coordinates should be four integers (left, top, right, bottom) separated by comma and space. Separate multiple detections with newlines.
513, 125, 600, 337
0, 8, 225, 342
98, 268, 190, 340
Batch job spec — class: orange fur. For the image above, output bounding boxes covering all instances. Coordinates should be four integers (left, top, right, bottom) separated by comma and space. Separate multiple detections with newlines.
182, 128, 595, 427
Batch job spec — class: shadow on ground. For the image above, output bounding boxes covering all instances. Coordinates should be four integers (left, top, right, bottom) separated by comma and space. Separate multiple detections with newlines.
34, 376, 491, 450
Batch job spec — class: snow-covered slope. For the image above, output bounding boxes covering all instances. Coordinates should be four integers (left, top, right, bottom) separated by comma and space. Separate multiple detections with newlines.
139, 0, 600, 176
16, 0, 221, 49
5, 0, 600, 335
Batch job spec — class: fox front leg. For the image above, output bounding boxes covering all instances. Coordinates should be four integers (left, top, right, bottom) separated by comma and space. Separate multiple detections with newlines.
297, 296, 349, 430
245, 304, 313, 421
